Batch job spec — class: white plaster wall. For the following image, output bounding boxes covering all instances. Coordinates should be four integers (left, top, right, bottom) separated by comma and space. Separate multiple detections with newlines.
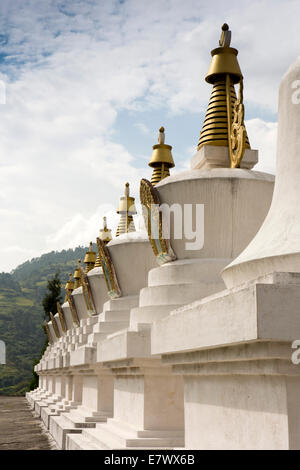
114, 376, 145, 430
183, 375, 296, 450
144, 375, 184, 431
81, 375, 113, 413
72, 375, 83, 404
62, 302, 75, 330
48, 323, 58, 343
87, 267, 108, 314
81, 375, 100, 411
97, 374, 114, 413
72, 287, 88, 320
156, 169, 274, 261
55, 376, 65, 397
48, 376, 56, 393
40, 375, 47, 389
107, 236, 156, 296
65, 376, 73, 402
54, 313, 64, 336
223, 57, 300, 287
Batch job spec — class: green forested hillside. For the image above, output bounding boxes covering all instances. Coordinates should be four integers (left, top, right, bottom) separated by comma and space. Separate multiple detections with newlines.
0, 246, 89, 395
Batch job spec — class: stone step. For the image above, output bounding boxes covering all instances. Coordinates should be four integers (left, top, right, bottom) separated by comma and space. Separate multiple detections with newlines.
67, 431, 174, 450
66, 433, 104, 450
78, 333, 88, 345
41, 407, 59, 428
69, 345, 96, 366
86, 316, 99, 326
62, 407, 111, 427
81, 425, 128, 449
92, 320, 129, 334
49, 414, 83, 449
138, 429, 184, 438
87, 332, 107, 343
130, 305, 182, 327
101, 309, 131, 322
139, 282, 225, 307
80, 423, 183, 449
82, 324, 94, 335
103, 295, 138, 313
148, 258, 230, 286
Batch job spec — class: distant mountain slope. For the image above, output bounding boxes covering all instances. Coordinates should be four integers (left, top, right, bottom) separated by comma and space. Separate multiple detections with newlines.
0, 246, 89, 395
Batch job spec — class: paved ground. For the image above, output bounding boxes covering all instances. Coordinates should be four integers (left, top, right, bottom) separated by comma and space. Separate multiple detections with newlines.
0, 396, 54, 450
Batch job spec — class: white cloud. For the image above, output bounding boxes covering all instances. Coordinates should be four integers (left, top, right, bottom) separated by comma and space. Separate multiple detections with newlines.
45, 205, 117, 252
46, 203, 147, 254
0, 0, 296, 271
246, 119, 278, 174
134, 123, 151, 135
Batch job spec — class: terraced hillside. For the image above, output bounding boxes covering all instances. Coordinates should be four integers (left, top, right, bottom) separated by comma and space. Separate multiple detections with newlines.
0, 246, 89, 395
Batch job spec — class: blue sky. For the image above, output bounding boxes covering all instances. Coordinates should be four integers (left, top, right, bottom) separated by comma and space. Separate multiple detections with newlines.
0, 0, 299, 272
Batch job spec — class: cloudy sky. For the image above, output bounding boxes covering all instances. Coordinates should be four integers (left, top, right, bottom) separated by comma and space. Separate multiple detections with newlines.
0, 0, 298, 272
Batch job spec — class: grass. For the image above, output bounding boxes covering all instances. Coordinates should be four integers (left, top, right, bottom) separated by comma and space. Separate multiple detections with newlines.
15, 297, 34, 307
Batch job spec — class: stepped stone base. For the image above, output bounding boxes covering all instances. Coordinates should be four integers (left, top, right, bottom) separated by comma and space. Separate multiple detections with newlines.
49, 406, 112, 449
66, 419, 184, 450
152, 272, 300, 449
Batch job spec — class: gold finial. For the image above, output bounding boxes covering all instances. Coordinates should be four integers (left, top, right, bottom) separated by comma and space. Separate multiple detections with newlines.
158, 127, 165, 143
116, 182, 137, 237
197, 24, 250, 167
95, 217, 113, 267
84, 242, 96, 273
65, 273, 74, 291
100, 217, 112, 244
64, 272, 74, 302
148, 127, 175, 186
73, 259, 82, 288
219, 23, 231, 47
206, 23, 242, 84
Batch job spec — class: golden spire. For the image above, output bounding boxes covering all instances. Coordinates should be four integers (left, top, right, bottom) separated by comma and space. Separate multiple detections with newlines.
116, 182, 137, 237
84, 242, 96, 273
65, 273, 74, 291
197, 24, 250, 167
64, 273, 74, 302
148, 127, 175, 185
73, 259, 82, 288
95, 217, 112, 267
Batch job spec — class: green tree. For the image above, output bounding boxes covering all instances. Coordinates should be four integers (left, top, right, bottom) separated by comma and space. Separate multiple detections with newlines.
28, 272, 62, 391
42, 271, 62, 321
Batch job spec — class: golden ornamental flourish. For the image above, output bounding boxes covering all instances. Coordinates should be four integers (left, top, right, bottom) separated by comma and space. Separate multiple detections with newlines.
226, 75, 247, 168
43, 320, 53, 343
78, 261, 96, 315
96, 237, 121, 299
140, 178, 176, 265
56, 302, 67, 333
198, 24, 250, 163
66, 289, 80, 327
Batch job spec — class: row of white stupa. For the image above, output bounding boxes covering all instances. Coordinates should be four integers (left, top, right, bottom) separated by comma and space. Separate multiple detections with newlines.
26, 25, 300, 449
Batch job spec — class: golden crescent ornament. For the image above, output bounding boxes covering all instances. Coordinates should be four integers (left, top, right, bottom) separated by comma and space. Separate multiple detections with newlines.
56, 302, 67, 333
140, 178, 176, 265
96, 237, 121, 299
